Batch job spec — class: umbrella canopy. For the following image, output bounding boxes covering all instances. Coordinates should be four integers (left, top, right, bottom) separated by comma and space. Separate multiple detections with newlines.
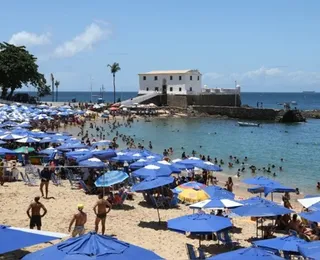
298, 240, 320, 259
243, 176, 280, 186
298, 196, 320, 209
0, 225, 68, 254
179, 157, 202, 166
129, 159, 150, 170
179, 181, 206, 190
168, 213, 232, 235
78, 158, 105, 168
204, 186, 235, 200
232, 197, 293, 217
248, 183, 295, 197
178, 189, 210, 203
132, 164, 172, 178
131, 176, 174, 192
109, 152, 135, 163
56, 142, 88, 150
190, 199, 243, 210
94, 171, 128, 187
39, 147, 57, 155
14, 146, 35, 153
253, 235, 307, 253
195, 161, 222, 171
0, 147, 16, 155
208, 246, 284, 260
0, 133, 25, 140
16, 136, 40, 143
22, 232, 162, 260
299, 210, 320, 222
155, 160, 181, 173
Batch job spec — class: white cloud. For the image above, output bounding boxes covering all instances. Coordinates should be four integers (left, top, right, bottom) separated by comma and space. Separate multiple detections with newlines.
54, 22, 111, 58
203, 66, 320, 91
9, 31, 51, 47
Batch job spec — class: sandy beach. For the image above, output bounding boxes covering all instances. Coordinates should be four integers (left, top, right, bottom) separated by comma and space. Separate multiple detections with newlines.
0, 169, 305, 260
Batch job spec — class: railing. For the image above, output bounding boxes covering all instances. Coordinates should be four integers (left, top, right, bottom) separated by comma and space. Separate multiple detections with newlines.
120, 92, 160, 106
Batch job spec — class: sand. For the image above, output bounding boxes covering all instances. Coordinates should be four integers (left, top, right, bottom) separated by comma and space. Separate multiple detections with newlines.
0, 171, 305, 260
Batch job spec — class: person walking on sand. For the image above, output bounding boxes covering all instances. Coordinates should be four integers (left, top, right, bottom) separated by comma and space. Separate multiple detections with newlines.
68, 204, 87, 237
26, 196, 47, 230
93, 193, 112, 235
40, 167, 52, 198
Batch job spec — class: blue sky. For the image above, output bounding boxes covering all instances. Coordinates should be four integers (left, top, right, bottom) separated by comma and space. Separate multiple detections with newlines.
1, 0, 320, 92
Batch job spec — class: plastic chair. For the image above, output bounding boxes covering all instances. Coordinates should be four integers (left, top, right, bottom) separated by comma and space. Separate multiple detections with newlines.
216, 230, 239, 248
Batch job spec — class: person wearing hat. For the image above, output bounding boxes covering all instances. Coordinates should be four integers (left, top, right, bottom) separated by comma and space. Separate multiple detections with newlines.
68, 204, 87, 237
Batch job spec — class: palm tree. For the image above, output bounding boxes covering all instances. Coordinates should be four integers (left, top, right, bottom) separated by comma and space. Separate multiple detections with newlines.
107, 62, 121, 103
54, 80, 60, 102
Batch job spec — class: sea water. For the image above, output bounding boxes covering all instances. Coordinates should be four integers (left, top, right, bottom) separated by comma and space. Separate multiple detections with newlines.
115, 117, 320, 193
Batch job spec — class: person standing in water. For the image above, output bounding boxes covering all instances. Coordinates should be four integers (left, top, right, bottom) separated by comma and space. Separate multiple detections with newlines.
68, 204, 87, 237
26, 196, 47, 230
93, 193, 112, 235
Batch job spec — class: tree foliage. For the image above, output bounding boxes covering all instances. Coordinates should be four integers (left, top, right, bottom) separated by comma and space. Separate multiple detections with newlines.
107, 62, 121, 103
0, 42, 51, 99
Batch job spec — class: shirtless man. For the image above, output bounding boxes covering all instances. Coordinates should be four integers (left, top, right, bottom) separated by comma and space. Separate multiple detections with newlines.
68, 204, 87, 237
93, 193, 112, 235
26, 196, 47, 230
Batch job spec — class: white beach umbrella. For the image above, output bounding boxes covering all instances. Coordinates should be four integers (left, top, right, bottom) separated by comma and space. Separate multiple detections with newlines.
298, 197, 320, 209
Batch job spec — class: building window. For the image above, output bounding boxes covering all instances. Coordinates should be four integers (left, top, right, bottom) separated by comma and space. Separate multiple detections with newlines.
197, 76, 200, 80
146, 87, 149, 91
189, 87, 192, 91
190, 76, 192, 80
170, 76, 173, 80
179, 76, 182, 80
154, 76, 158, 81
155, 87, 159, 91
169, 87, 173, 92
179, 87, 182, 92
143, 76, 146, 80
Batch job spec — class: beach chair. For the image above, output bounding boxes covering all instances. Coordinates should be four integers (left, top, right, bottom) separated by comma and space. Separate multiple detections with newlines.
113, 192, 128, 208
216, 230, 239, 248
170, 194, 179, 207
150, 195, 166, 209
66, 171, 80, 190
185, 244, 205, 260
25, 172, 37, 186
51, 173, 62, 186
79, 180, 95, 194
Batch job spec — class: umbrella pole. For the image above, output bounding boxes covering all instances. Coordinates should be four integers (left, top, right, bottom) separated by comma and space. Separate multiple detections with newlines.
256, 219, 258, 237
271, 192, 273, 201
156, 206, 161, 224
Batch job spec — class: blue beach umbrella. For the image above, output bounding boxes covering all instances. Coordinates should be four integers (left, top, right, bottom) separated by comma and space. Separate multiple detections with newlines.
65, 150, 91, 159
39, 147, 57, 155
195, 161, 223, 171
253, 235, 307, 253
22, 231, 162, 260
190, 198, 243, 210
57, 142, 88, 150
168, 213, 232, 235
131, 176, 174, 192
208, 246, 284, 260
0, 140, 6, 145
204, 186, 235, 199
16, 136, 40, 143
0, 147, 16, 155
90, 149, 117, 160
0, 225, 68, 254
248, 183, 295, 197
179, 157, 202, 166
155, 161, 181, 173
78, 158, 105, 168
232, 197, 293, 217
132, 164, 172, 178
299, 210, 320, 222
298, 241, 320, 259
0, 133, 25, 140
243, 176, 280, 186
109, 152, 135, 163
172, 162, 194, 170
94, 171, 128, 187
129, 159, 150, 170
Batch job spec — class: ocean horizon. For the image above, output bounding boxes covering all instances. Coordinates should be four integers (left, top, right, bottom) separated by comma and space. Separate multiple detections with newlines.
21, 91, 320, 110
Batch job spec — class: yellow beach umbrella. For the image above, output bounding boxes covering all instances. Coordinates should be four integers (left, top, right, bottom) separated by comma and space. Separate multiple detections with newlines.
178, 189, 209, 203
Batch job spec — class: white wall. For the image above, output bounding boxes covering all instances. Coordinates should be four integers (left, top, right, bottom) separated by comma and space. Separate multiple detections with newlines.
138, 71, 202, 95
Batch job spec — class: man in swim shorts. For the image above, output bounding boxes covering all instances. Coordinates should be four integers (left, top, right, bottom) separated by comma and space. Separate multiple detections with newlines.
68, 204, 87, 237
26, 196, 47, 230
93, 193, 112, 235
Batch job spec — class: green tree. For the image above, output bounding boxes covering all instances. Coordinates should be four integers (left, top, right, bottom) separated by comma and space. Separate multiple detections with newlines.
0, 42, 51, 99
107, 62, 121, 103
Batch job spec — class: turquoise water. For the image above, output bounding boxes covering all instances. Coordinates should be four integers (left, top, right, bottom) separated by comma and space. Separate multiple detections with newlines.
116, 117, 320, 193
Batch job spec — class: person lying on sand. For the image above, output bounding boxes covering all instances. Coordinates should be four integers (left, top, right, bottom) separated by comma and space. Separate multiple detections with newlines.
68, 204, 87, 237
26, 196, 47, 230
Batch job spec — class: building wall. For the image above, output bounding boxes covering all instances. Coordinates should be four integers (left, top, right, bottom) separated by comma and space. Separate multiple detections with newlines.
139, 71, 201, 95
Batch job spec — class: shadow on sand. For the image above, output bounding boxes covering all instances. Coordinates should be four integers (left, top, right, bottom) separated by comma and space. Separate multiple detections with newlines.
138, 220, 167, 231
112, 204, 135, 211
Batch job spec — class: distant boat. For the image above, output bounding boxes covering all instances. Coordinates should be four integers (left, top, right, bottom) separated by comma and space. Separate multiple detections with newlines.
302, 91, 315, 93
238, 122, 260, 127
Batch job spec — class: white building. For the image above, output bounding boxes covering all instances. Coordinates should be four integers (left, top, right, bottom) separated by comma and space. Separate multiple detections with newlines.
138, 70, 202, 95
